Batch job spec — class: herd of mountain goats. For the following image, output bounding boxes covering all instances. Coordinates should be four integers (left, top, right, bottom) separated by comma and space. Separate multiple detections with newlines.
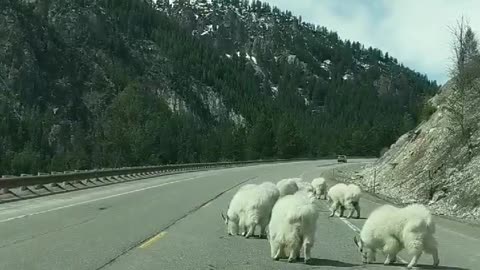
221, 177, 440, 269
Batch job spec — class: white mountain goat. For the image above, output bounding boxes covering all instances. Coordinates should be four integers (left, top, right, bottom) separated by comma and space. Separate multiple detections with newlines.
268, 192, 319, 264
276, 178, 299, 197
293, 178, 315, 195
311, 177, 327, 199
327, 183, 361, 218
222, 182, 279, 238
354, 204, 439, 269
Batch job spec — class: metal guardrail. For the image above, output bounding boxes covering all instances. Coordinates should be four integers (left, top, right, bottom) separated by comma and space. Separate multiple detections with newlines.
0, 158, 317, 195
0, 157, 375, 201
0, 161, 246, 193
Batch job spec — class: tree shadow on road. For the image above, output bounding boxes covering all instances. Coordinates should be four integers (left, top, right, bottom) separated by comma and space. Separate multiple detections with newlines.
306, 258, 358, 267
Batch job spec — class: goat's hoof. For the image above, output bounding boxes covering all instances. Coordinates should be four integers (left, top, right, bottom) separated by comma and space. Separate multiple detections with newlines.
273, 257, 280, 261
433, 260, 440, 267
287, 258, 295, 263
304, 258, 311, 264
329, 213, 334, 217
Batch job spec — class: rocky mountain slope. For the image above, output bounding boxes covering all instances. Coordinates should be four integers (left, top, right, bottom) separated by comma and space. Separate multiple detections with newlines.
353, 80, 480, 223
161, 0, 439, 153
0, 0, 438, 174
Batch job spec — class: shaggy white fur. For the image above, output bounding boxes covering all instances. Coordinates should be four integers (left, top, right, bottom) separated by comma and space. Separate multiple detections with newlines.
276, 178, 299, 197
327, 183, 361, 218
311, 177, 327, 199
354, 204, 439, 269
268, 192, 319, 264
223, 182, 280, 238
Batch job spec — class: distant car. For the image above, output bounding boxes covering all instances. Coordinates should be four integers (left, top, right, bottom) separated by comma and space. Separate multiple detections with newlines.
337, 155, 347, 163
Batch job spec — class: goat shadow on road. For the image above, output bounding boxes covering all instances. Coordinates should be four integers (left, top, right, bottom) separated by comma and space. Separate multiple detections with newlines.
328, 216, 367, 220
306, 258, 358, 267
417, 265, 470, 270
348, 217, 367, 220
368, 263, 470, 270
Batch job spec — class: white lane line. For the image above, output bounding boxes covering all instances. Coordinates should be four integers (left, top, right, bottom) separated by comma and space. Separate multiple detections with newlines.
437, 224, 480, 241
0, 176, 205, 224
335, 214, 409, 264
338, 216, 360, 233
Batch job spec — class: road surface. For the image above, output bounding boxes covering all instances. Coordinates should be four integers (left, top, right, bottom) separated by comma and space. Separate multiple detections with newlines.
0, 160, 478, 270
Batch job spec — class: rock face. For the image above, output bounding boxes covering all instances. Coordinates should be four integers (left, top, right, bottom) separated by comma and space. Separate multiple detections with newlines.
357, 81, 480, 222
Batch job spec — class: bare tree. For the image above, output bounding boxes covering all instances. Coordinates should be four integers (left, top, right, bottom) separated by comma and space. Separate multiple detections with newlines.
445, 17, 480, 142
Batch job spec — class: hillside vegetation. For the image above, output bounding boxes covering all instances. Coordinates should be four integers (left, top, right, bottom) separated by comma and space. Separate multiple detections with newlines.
353, 20, 480, 222
0, 0, 438, 174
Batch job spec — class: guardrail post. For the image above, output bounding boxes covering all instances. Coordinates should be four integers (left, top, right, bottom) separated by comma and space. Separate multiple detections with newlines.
80, 179, 89, 186
1, 175, 15, 194
120, 174, 130, 181
47, 172, 62, 189
34, 173, 50, 190
20, 174, 33, 191
96, 177, 106, 183
48, 182, 59, 189
60, 181, 71, 189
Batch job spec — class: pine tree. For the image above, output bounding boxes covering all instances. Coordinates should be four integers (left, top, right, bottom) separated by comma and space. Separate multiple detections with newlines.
446, 17, 480, 141
276, 117, 305, 158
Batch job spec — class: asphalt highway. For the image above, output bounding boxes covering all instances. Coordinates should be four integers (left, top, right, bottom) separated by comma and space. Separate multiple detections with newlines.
0, 160, 477, 270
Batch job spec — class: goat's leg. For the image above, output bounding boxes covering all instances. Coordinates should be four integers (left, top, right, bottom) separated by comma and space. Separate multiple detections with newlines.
383, 236, 401, 265
245, 224, 256, 238
303, 240, 313, 264
271, 241, 281, 260
354, 203, 361, 219
407, 252, 422, 269
424, 235, 439, 267
339, 205, 345, 217
329, 201, 338, 217
287, 249, 298, 263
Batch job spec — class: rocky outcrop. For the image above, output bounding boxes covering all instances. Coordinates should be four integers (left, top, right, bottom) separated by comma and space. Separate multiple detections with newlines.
356, 81, 480, 222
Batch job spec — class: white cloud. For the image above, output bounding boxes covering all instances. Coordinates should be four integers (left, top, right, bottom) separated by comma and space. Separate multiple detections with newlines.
263, 0, 480, 84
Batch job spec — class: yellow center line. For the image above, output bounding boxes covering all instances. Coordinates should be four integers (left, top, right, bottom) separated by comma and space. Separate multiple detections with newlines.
139, 231, 167, 249
201, 202, 212, 208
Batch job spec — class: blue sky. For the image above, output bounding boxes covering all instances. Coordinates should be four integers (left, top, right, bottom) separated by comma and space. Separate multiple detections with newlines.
263, 0, 480, 85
